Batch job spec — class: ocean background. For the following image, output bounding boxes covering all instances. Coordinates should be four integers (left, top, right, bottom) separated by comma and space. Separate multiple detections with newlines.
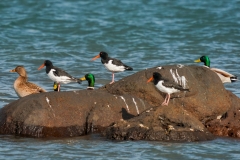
0, 0, 240, 159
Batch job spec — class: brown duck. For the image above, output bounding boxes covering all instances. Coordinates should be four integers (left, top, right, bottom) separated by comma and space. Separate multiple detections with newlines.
10, 66, 47, 97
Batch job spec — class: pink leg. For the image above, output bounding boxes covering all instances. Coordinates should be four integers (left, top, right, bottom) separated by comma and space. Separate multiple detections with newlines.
166, 94, 171, 106
58, 83, 61, 92
161, 94, 168, 106
110, 73, 115, 84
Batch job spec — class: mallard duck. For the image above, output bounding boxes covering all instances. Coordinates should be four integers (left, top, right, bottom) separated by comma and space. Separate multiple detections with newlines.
91, 52, 133, 84
53, 73, 95, 91
38, 60, 81, 92
10, 66, 46, 97
147, 72, 189, 106
80, 73, 95, 90
194, 56, 237, 83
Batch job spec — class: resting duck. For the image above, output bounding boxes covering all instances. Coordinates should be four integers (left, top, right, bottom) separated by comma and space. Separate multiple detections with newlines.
91, 52, 133, 84
194, 56, 237, 83
10, 66, 46, 97
53, 73, 95, 91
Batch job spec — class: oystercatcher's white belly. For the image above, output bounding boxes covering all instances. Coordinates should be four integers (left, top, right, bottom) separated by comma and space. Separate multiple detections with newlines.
48, 69, 72, 84
104, 60, 125, 72
156, 81, 180, 94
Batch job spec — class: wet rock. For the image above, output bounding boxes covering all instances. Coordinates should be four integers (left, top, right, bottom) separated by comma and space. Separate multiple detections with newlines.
0, 65, 239, 141
104, 105, 214, 141
100, 65, 230, 122
0, 90, 151, 137
206, 91, 240, 138
102, 65, 237, 141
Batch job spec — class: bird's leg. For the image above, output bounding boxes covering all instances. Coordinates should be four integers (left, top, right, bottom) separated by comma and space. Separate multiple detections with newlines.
161, 94, 168, 106
58, 83, 61, 92
166, 94, 171, 106
110, 73, 115, 84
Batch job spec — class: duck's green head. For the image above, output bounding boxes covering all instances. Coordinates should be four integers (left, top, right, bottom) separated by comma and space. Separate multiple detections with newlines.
194, 56, 210, 67
80, 73, 95, 89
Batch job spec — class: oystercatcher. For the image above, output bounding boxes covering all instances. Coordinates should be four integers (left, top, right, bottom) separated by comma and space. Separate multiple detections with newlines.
10, 65, 46, 97
38, 60, 81, 92
147, 72, 189, 106
91, 51, 133, 84
194, 56, 237, 83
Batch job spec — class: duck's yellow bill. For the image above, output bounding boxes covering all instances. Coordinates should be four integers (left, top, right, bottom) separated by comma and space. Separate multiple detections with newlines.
194, 59, 201, 63
80, 77, 86, 81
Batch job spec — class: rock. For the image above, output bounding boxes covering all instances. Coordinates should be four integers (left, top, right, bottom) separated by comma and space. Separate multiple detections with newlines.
104, 105, 214, 141
102, 65, 236, 141
100, 65, 230, 122
0, 90, 152, 137
206, 91, 240, 138
0, 65, 239, 141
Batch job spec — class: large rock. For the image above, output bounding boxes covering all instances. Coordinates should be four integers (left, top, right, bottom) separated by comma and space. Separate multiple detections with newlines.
100, 65, 230, 122
0, 90, 151, 137
0, 65, 239, 141
102, 65, 236, 141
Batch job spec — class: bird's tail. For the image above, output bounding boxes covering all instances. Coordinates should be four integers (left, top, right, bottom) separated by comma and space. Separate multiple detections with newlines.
182, 88, 190, 92
230, 76, 238, 82
125, 65, 133, 71
76, 79, 82, 84
72, 77, 82, 84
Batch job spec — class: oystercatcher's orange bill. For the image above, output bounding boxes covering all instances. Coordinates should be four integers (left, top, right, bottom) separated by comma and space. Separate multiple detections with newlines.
91, 54, 100, 61
147, 77, 153, 83
38, 63, 45, 70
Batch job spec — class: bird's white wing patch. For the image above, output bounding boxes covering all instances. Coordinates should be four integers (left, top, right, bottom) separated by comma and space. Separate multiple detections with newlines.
170, 69, 188, 88
48, 69, 73, 84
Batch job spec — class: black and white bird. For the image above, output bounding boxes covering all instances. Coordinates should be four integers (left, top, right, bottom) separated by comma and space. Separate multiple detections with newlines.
91, 51, 133, 84
38, 60, 81, 92
147, 72, 189, 106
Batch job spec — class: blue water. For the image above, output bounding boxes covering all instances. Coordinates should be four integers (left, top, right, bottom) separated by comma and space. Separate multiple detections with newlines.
0, 0, 240, 159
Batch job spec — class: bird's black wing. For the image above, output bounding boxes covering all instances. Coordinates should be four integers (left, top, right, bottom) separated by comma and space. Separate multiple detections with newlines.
111, 58, 133, 70
162, 79, 189, 91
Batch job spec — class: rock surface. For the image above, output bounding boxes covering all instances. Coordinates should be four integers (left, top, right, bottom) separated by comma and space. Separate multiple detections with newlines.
0, 90, 151, 137
206, 91, 240, 138
101, 65, 237, 141
104, 105, 214, 141
0, 65, 239, 141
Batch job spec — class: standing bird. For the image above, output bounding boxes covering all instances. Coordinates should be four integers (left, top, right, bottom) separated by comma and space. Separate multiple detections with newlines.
91, 51, 133, 84
38, 60, 81, 92
147, 72, 189, 106
194, 55, 237, 83
10, 66, 46, 97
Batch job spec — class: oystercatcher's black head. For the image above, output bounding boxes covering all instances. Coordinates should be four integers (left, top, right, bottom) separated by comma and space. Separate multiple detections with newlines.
44, 60, 53, 67
91, 51, 109, 61
153, 72, 162, 80
99, 51, 108, 59
38, 60, 53, 70
147, 72, 162, 84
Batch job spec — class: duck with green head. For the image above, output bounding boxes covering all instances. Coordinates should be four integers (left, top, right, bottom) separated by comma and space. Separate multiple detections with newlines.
53, 73, 95, 91
194, 55, 237, 83
79, 73, 95, 90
